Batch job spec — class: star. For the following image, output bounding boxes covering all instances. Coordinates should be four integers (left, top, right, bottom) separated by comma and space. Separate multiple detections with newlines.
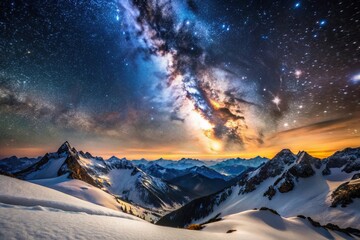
319, 20, 326, 26
272, 96, 281, 109
351, 73, 360, 83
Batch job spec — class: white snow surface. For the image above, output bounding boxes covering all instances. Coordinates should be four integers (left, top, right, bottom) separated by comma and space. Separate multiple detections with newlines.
0, 175, 139, 220
29, 174, 161, 222
24, 156, 67, 180
191, 165, 360, 229
202, 210, 352, 240
30, 175, 123, 211
0, 175, 353, 240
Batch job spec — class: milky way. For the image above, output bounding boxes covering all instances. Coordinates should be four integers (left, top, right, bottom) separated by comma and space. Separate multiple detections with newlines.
119, 0, 267, 150
0, 0, 359, 158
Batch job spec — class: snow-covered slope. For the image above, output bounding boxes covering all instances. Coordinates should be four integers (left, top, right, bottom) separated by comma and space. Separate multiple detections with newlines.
30, 175, 121, 210
0, 175, 139, 220
201, 209, 356, 239
0, 175, 354, 240
101, 156, 190, 213
30, 174, 158, 222
157, 148, 360, 229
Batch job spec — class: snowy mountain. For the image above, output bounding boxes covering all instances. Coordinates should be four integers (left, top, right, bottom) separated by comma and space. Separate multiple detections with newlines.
136, 163, 233, 197
136, 163, 233, 198
0, 175, 355, 240
166, 158, 207, 169
136, 163, 187, 181
209, 156, 268, 176
157, 148, 360, 230
134, 158, 207, 170
187, 165, 229, 180
101, 156, 190, 213
167, 173, 229, 198
138, 163, 228, 181
133, 156, 267, 181
10, 142, 191, 218
0, 156, 41, 174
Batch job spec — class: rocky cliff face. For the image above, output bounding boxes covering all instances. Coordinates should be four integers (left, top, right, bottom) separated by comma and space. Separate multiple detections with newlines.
331, 173, 360, 207
322, 148, 360, 175
264, 151, 321, 198
238, 149, 296, 194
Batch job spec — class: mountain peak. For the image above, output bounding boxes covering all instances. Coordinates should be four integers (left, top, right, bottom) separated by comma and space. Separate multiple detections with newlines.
279, 148, 294, 154
108, 156, 127, 161
271, 149, 296, 165
274, 149, 295, 158
57, 141, 72, 154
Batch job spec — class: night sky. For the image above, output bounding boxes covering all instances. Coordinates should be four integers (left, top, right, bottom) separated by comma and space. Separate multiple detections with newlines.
0, 0, 359, 159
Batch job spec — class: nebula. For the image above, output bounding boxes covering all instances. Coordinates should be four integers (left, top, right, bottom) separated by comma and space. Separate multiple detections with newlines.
119, 0, 267, 151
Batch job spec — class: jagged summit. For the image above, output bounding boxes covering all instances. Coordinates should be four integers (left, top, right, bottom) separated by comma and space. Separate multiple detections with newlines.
108, 156, 127, 161
271, 148, 296, 165
57, 141, 76, 155
79, 151, 95, 159
274, 148, 295, 157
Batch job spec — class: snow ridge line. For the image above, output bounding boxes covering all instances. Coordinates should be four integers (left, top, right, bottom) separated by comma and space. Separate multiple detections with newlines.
0, 194, 138, 221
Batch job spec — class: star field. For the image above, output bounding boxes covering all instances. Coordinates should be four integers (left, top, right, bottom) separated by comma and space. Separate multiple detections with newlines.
0, 0, 359, 159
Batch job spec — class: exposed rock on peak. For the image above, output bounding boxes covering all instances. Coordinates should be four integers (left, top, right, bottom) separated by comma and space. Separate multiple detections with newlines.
79, 151, 95, 159
322, 147, 360, 175
57, 141, 77, 156
238, 149, 297, 194
265, 152, 320, 198
106, 156, 133, 170
289, 151, 321, 178
59, 154, 100, 187
273, 149, 297, 165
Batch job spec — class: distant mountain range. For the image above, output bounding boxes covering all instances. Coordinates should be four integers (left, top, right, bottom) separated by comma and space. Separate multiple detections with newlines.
0, 142, 359, 236
157, 148, 360, 230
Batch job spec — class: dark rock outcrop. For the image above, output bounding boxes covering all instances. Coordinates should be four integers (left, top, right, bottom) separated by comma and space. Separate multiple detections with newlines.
59, 154, 101, 188
331, 176, 360, 207
278, 178, 294, 193
322, 147, 360, 175
238, 149, 296, 194
264, 186, 276, 200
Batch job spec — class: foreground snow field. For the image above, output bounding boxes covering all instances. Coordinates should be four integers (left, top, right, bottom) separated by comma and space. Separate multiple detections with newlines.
0, 175, 355, 240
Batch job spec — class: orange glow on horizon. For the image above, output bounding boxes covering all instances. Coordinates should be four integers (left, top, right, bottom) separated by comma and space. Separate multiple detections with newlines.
1, 116, 358, 161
